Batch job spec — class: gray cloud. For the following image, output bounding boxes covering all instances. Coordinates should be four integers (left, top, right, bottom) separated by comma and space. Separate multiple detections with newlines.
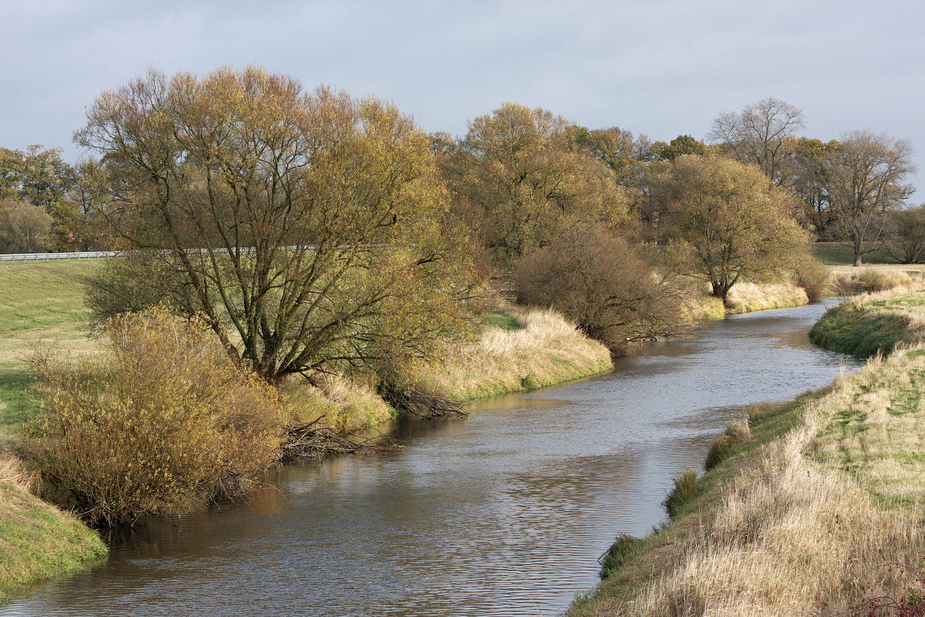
2, 0, 922, 191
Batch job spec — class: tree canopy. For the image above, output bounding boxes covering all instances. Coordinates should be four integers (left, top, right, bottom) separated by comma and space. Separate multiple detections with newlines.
650, 155, 811, 304
441, 102, 631, 270
77, 66, 475, 382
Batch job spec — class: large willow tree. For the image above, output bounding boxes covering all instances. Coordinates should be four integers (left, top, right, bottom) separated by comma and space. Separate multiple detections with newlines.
77, 67, 472, 382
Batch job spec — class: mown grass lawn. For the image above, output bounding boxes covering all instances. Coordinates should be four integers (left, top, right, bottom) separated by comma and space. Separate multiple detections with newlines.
0, 261, 101, 445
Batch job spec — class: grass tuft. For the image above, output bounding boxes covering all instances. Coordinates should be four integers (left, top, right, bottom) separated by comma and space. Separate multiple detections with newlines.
416, 305, 613, 401
662, 468, 700, 519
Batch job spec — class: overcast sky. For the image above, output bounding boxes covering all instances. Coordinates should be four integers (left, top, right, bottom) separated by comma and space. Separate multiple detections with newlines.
2, 0, 923, 193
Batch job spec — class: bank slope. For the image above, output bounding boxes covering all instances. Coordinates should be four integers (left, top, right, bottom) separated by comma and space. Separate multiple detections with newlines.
568, 287, 925, 617
0, 458, 107, 603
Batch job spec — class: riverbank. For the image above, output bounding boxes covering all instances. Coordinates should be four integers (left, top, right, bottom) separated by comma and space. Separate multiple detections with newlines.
0, 261, 615, 602
569, 282, 925, 616
0, 261, 815, 604
0, 456, 107, 602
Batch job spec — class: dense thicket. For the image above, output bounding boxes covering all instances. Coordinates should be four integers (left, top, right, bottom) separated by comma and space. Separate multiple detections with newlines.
513, 223, 690, 353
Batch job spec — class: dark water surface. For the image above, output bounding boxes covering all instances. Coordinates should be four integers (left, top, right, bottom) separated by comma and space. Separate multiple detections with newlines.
2, 302, 862, 617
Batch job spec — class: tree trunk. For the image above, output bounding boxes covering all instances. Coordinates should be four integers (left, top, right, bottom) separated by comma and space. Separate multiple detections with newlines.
711, 281, 733, 308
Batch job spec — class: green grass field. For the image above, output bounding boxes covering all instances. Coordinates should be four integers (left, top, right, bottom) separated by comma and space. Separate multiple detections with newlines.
812, 241, 901, 266
0, 261, 101, 445
0, 261, 109, 602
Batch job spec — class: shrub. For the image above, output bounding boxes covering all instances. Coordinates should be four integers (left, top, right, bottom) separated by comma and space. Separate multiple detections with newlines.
662, 468, 700, 519
792, 258, 831, 303
599, 533, 642, 580
26, 307, 286, 525
855, 559, 925, 616
514, 223, 687, 354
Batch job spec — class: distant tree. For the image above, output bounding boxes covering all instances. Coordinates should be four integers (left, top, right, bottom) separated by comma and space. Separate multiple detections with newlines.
709, 97, 805, 187
782, 137, 840, 236
883, 205, 925, 264
443, 103, 630, 269
651, 155, 811, 305
513, 223, 687, 353
576, 126, 652, 187
0, 145, 77, 248
821, 130, 916, 266
0, 199, 54, 253
649, 135, 707, 161
66, 157, 119, 249
76, 66, 476, 383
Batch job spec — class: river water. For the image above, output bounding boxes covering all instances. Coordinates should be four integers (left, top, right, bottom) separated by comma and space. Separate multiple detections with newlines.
1, 302, 862, 617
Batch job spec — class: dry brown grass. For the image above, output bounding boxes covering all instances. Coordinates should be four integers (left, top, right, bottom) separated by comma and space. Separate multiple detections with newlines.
572, 369, 924, 616
281, 373, 396, 434
0, 453, 31, 499
419, 305, 613, 401
829, 267, 925, 296
725, 281, 809, 313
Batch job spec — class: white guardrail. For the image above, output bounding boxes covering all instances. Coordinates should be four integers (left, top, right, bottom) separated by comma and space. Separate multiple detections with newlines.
0, 251, 119, 263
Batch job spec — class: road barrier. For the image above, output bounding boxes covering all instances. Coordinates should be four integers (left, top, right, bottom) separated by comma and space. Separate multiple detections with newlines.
0, 251, 119, 263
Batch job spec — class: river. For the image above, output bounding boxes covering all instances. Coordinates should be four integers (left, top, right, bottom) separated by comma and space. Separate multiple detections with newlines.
1, 301, 862, 617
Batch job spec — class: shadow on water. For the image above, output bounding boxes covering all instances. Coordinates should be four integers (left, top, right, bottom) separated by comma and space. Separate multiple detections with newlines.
1, 301, 862, 617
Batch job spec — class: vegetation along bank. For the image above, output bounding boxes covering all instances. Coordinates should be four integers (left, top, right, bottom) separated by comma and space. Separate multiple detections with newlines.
570, 281, 925, 616
3, 69, 920, 606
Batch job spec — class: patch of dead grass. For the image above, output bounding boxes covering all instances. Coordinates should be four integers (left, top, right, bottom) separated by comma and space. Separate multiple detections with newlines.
420, 306, 613, 401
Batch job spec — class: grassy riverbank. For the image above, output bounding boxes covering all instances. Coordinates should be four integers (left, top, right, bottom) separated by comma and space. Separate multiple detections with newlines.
0, 260, 614, 601
570, 282, 925, 616
0, 455, 107, 602
0, 259, 825, 603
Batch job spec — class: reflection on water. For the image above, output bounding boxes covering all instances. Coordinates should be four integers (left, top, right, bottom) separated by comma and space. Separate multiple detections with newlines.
1, 302, 862, 617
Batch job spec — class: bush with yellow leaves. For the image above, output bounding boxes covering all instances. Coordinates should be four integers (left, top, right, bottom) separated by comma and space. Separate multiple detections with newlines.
26, 307, 286, 526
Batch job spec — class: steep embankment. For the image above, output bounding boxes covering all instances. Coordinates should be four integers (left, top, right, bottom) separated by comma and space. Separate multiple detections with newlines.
568, 285, 925, 616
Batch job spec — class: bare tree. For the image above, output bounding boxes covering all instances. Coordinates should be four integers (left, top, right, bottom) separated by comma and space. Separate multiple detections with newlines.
883, 205, 925, 264
821, 130, 916, 266
709, 97, 805, 187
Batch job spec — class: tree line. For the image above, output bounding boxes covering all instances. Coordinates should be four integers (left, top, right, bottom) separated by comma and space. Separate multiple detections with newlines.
13, 68, 919, 524
3, 69, 919, 373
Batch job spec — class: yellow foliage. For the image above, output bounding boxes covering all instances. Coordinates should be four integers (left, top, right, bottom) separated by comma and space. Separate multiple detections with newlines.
27, 307, 286, 525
